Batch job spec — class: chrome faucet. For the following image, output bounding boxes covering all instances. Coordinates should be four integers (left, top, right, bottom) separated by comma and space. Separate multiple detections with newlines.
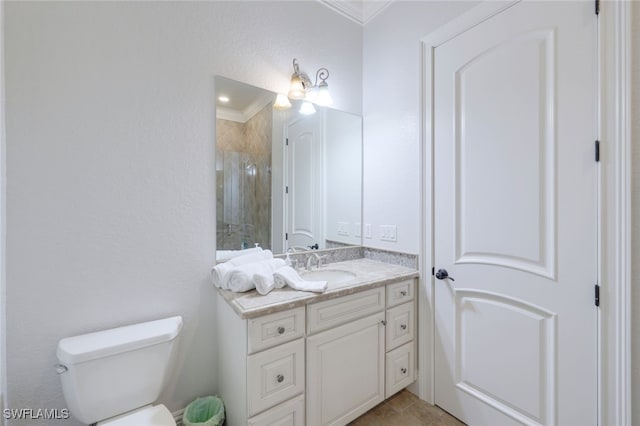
305, 253, 322, 271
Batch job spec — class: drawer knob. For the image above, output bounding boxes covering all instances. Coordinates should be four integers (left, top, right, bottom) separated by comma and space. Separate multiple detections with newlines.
400, 324, 407, 330
276, 374, 284, 383
401, 368, 407, 374
277, 326, 285, 335
400, 290, 407, 296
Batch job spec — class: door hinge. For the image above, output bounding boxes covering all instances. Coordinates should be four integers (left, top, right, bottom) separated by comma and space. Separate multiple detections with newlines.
595, 0, 600, 15
285, 186, 289, 194
431, 267, 435, 276
285, 233, 288, 240
595, 140, 600, 162
286, 138, 289, 146
595, 284, 600, 307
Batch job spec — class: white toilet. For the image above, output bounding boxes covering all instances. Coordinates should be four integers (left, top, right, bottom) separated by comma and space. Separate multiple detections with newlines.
56, 316, 183, 426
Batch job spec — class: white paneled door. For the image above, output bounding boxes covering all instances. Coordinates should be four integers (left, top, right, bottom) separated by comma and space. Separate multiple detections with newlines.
433, 2, 597, 426
286, 113, 323, 251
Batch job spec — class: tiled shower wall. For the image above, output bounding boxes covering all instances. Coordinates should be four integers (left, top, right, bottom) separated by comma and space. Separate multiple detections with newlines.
216, 105, 272, 249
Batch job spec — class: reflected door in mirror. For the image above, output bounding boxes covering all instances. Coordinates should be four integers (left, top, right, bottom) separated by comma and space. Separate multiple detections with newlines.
286, 114, 323, 251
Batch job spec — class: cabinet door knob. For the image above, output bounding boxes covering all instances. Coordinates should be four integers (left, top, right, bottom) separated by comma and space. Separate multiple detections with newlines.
401, 368, 407, 374
400, 324, 407, 330
277, 374, 284, 383
277, 326, 285, 335
400, 290, 407, 296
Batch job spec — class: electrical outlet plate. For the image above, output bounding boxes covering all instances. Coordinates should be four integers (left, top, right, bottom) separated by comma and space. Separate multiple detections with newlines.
354, 223, 361, 238
380, 225, 397, 242
337, 222, 349, 236
364, 224, 372, 239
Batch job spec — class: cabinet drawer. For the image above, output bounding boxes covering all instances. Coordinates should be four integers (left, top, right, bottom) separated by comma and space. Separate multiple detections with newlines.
248, 395, 305, 426
386, 301, 415, 351
247, 339, 305, 417
385, 341, 415, 398
307, 287, 385, 335
248, 307, 305, 354
386, 279, 415, 307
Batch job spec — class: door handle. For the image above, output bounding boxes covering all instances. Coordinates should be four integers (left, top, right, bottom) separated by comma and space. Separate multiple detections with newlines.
435, 268, 455, 281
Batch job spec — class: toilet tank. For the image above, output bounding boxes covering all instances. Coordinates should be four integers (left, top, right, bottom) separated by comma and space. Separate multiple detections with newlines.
56, 316, 182, 425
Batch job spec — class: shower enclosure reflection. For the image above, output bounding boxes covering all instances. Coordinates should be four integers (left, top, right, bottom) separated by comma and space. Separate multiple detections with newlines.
215, 80, 273, 250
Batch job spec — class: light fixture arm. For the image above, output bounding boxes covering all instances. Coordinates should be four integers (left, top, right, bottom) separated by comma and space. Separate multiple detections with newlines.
314, 68, 329, 86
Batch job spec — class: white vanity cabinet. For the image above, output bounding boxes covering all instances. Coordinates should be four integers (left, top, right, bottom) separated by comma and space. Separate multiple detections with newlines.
216, 303, 307, 426
216, 277, 417, 426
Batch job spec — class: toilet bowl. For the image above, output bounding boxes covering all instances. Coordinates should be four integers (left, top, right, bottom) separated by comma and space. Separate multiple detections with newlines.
98, 404, 175, 426
56, 316, 182, 426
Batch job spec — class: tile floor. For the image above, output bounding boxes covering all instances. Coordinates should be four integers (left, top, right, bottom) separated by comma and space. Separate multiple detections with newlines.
348, 390, 466, 426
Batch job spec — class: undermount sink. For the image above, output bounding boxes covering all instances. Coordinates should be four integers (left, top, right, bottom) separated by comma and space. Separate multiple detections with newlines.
302, 269, 356, 284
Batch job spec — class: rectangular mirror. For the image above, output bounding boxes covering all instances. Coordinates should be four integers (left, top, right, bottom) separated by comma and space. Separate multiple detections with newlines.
215, 76, 362, 257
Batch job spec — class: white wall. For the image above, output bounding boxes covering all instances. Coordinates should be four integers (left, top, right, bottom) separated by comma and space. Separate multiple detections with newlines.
3, 2, 361, 424
324, 108, 362, 246
0, 1, 6, 423
362, 1, 477, 254
631, 2, 640, 424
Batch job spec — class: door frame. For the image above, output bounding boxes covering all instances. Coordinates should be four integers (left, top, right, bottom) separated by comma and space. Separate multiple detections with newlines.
417, 1, 632, 425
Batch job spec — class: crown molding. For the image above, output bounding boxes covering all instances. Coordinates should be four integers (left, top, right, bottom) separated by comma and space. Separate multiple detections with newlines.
318, 0, 394, 26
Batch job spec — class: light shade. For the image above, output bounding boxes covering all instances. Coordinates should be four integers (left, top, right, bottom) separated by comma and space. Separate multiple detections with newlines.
288, 75, 307, 100
273, 94, 292, 110
299, 101, 316, 115
314, 82, 333, 107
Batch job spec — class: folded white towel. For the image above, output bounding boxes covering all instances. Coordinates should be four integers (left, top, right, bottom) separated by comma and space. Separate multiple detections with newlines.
227, 259, 286, 293
274, 266, 328, 293
211, 249, 273, 288
216, 247, 262, 262
254, 273, 276, 296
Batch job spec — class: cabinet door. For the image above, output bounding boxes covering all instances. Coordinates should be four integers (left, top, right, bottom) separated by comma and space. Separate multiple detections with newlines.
307, 311, 385, 425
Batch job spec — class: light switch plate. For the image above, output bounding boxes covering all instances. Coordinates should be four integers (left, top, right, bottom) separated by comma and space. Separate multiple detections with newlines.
354, 222, 361, 238
365, 224, 372, 239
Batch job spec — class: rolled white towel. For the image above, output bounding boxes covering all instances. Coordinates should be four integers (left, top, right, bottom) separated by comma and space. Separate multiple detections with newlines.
211, 249, 273, 288
274, 266, 328, 293
216, 247, 262, 262
227, 258, 286, 293
254, 272, 276, 296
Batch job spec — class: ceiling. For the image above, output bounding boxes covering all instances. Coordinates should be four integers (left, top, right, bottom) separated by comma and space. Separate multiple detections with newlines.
215, 77, 275, 123
318, 0, 394, 25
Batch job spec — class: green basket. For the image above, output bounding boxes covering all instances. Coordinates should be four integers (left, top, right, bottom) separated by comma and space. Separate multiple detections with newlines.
182, 396, 225, 426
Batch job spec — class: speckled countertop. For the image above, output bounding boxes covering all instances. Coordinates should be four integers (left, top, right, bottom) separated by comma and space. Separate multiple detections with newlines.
216, 258, 419, 319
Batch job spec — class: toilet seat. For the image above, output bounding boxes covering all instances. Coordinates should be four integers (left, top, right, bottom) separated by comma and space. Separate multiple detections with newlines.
98, 404, 176, 426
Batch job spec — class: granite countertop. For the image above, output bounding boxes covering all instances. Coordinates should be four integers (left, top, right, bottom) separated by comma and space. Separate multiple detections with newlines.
216, 258, 420, 319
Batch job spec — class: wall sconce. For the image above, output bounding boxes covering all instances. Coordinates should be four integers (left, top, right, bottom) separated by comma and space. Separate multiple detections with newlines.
287, 58, 333, 107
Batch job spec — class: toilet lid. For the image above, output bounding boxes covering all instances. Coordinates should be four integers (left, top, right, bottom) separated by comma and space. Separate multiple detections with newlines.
98, 405, 176, 426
